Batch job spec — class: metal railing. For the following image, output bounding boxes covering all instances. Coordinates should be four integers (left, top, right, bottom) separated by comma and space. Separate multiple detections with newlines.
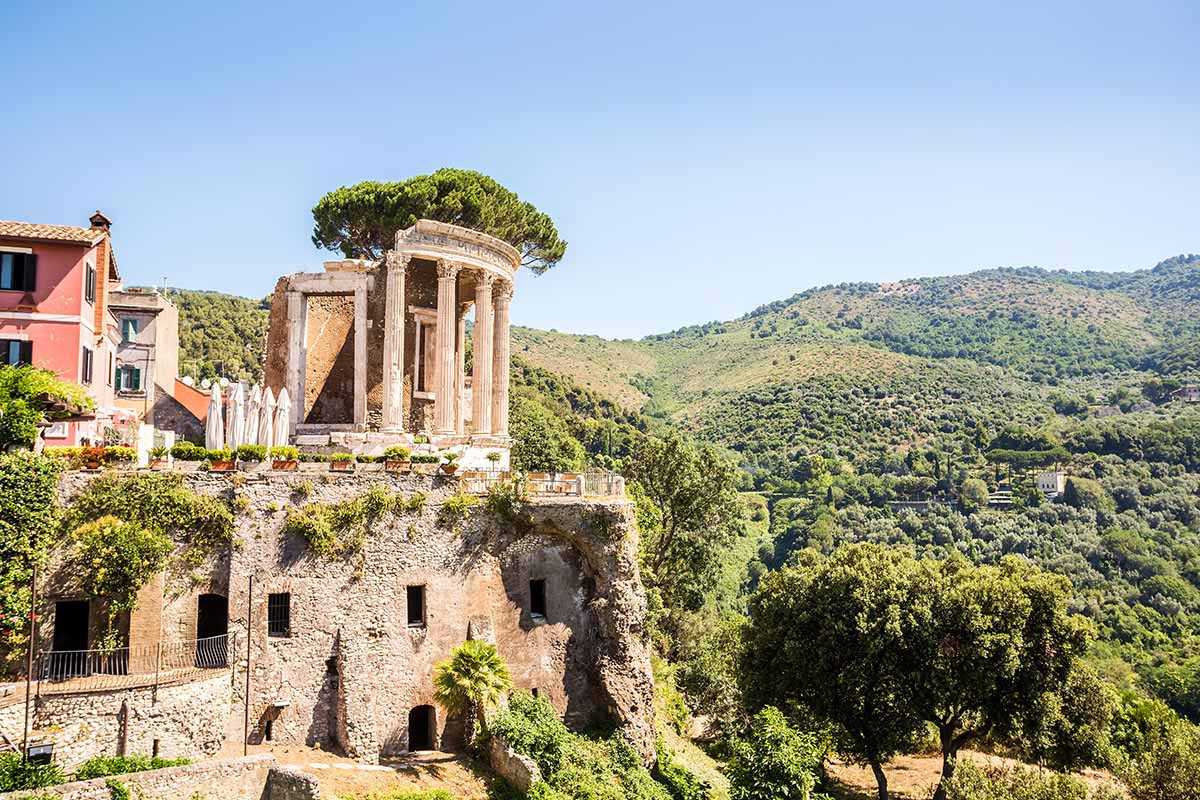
460, 470, 625, 498
35, 633, 237, 696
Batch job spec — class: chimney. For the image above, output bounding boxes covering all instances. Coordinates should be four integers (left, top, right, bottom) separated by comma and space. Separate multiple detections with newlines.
89, 210, 112, 231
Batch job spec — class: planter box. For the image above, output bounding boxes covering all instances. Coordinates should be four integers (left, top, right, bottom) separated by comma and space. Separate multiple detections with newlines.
412, 462, 439, 475
440, 464, 459, 475
385, 461, 412, 473
329, 461, 356, 472
209, 460, 236, 472
298, 461, 326, 472
272, 460, 299, 471
358, 462, 384, 473
149, 459, 170, 470
239, 460, 268, 472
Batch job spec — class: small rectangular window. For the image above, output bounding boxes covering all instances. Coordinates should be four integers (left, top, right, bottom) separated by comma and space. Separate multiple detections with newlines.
531, 688, 539, 698
407, 585, 426, 627
1, 340, 31, 366
81, 347, 93, 384
267, 593, 291, 637
121, 318, 138, 342
0, 252, 35, 291
107, 353, 113, 386
529, 579, 547, 620
85, 265, 96, 304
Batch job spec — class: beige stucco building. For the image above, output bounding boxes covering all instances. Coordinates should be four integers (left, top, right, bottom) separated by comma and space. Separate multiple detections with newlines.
264, 221, 516, 469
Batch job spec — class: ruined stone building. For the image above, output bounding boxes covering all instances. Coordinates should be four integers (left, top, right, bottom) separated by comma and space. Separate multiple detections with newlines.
3, 222, 656, 770
264, 221, 521, 470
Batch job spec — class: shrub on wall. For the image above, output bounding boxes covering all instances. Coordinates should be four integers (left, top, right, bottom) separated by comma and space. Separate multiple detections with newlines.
282, 487, 425, 559
64, 472, 235, 559
0, 452, 63, 671
73, 754, 190, 781
72, 516, 173, 645
490, 691, 674, 800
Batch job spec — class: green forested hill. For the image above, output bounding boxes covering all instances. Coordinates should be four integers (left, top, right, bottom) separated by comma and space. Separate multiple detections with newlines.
164, 287, 270, 381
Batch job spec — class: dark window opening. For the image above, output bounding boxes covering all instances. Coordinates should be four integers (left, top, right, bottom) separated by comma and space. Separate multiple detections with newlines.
0, 252, 36, 291
48, 600, 90, 679
85, 265, 96, 304
81, 347, 93, 384
529, 579, 547, 620
268, 593, 291, 637
1, 340, 32, 366
406, 585, 426, 627
531, 688, 539, 698
264, 720, 273, 741
152, 739, 160, 758
408, 705, 435, 751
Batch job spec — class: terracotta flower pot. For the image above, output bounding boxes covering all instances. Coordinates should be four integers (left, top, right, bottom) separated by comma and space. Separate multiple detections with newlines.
440, 463, 459, 475
272, 460, 298, 471
330, 461, 355, 472
210, 460, 236, 472
149, 459, 169, 470
385, 461, 412, 473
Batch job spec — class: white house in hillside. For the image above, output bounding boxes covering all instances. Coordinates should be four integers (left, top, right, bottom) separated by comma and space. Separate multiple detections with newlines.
1037, 471, 1067, 496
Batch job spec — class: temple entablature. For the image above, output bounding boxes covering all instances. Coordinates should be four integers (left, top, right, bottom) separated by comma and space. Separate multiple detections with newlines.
261, 220, 518, 470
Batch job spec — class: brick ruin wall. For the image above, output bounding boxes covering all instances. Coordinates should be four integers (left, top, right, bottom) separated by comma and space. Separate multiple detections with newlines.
47, 471, 657, 764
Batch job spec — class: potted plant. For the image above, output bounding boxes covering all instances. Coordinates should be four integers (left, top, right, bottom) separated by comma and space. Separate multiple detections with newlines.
170, 441, 207, 471
485, 451, 502, 472
329, 452, 357, 472
207, 448, 236, 472
411, 454, 440, 475
270, 445, 299, 471
384, 445, 412, 473
149, 446, 170, 470
358, 454, 385, 472
81, 444, 106, 470
298, 452, 329, 472
104, 445, 137, 467
440, 452, 460, 475
236, 444, 267, 470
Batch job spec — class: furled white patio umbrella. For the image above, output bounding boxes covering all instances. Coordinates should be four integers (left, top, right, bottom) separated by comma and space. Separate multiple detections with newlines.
244, 384, 262, 446
258, 387, 276, 452
204, 383, 224, 450
272, 388, 291, 447
226, 384, 245, 451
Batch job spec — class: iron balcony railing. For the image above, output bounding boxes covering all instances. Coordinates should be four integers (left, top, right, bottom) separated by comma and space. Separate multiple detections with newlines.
35, 632, 238, 696
460, 470, 625, 498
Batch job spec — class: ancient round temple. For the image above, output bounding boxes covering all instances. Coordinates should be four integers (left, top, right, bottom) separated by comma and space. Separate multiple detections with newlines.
263, 220, 519, 468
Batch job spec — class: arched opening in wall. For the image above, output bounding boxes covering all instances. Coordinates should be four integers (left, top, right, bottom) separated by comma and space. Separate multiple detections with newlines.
408, 705, 435, 752
195, 594, 228, 667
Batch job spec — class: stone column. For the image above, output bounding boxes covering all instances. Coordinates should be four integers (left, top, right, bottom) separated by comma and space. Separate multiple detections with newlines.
455, 302, 469, 434
353, 284, 368, 428
286, 289, 306, 434
491, 280, 513, 436
471, 272, 495, 434
381, 252, 408, 431
434, 261, 460, 434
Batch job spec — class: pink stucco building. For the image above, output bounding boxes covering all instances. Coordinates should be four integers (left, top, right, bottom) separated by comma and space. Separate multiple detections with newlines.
0, 212, 129, 445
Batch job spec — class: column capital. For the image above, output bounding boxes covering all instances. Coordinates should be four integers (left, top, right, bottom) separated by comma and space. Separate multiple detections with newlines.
436, 260, 462, 279
493, 279, 514, 301
385, 251, 411, 271
475, 270, 498, 288
458, 301, 473, 315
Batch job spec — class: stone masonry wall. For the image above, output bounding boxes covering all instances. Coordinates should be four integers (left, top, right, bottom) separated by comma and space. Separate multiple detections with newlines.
50, 470, 657, 764
0, 672, 232, 772
0, 754, 275, 800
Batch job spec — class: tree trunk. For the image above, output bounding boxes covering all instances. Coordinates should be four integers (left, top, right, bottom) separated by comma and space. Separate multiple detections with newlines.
932, 729, 957, 800
870, 759, 888, 800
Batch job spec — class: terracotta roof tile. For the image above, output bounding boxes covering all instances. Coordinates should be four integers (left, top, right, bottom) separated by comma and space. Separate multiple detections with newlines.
0, 220, 106, 246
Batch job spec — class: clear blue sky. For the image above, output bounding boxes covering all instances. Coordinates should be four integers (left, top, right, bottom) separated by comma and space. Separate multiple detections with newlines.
3, 0, 1197, 338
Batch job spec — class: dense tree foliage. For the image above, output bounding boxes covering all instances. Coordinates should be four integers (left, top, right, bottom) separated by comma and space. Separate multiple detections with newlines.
311, 169, 567, 272
0, 365, 94, 448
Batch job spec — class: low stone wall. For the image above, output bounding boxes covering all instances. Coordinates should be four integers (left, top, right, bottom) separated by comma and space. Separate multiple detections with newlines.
488, 734, 541, 793
0, 754, 275, 800
0, 672, 232, 771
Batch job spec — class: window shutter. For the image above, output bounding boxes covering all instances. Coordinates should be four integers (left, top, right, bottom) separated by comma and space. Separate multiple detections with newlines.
22, 254, 37, 292
133, 367, 141, 391
19, 341, 32, 365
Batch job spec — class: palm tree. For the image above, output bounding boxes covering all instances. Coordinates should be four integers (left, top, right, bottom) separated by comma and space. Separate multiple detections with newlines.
433, 639, 513, 747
